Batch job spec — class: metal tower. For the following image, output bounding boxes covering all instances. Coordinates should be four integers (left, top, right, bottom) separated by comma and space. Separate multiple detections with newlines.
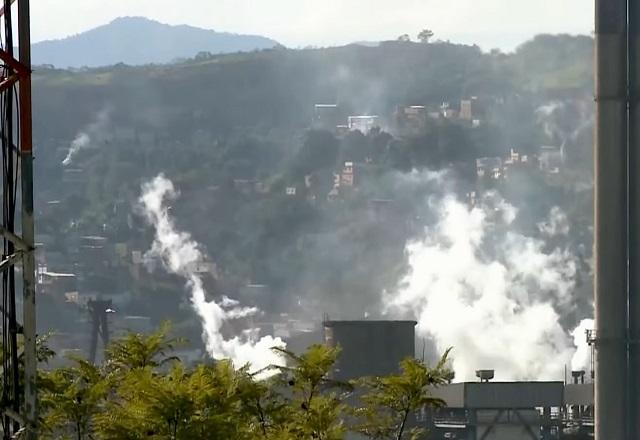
0, 0, 36, 438
88, 299, 112, 364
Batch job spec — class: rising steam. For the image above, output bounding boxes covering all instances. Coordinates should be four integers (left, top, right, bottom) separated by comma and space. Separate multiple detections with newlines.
385, 192, 580, 381
139, 174, 285, 374
63, 107, 112, 166
571, 318, 594, 372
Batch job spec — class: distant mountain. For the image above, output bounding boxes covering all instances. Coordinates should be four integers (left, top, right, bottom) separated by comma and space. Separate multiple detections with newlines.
32, 17, 279, 68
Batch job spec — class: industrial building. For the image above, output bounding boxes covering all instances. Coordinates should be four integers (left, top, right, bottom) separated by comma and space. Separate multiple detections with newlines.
428, 377, 593, 440
320, 320, 593, 439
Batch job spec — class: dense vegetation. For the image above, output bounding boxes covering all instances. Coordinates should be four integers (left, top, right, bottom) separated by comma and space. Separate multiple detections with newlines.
34, 325, 452, 440
32, 34, 595, 346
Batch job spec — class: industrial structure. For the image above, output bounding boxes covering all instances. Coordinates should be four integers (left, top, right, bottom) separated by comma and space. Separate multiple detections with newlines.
323, 320, 416, 380
88, 299, 113, 364
595, 1, 640, 439
321, 319, 595, 439
428, 378, 593, 440
0, 0, 36, 438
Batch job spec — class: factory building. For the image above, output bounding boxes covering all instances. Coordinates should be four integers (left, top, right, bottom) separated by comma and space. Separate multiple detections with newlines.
427, 374, 593, 440
320, 319, 593, 439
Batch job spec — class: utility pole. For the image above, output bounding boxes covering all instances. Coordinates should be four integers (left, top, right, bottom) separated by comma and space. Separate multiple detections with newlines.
594, 1, 628, 439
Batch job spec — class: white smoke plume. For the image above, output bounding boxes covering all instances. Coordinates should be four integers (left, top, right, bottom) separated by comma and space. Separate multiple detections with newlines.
63, 107, 112, 166
570, 318, 594, 372
535, 100, 594, 146
384, 193, 579, 381
535, 101, 563, 141
139, 174, 285, 374
538, 206, 570, 237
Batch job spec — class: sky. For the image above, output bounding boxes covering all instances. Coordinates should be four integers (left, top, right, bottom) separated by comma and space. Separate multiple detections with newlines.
31, 0, 593, 52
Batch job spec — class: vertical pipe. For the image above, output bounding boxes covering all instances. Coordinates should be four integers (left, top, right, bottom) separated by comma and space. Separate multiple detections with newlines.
17, 0, 36, 438
629, 1, 640, 438
595, 1, 628, 440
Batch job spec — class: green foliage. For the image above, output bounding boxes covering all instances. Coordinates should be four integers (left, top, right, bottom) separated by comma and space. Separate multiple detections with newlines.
353, 349, 453, 440
510, 34, 593, 92
32, 35, 594, 328
270, 345, 352, 440
104, 321, 185, 372
40, 357, 107, 439
36, 328, 452, 440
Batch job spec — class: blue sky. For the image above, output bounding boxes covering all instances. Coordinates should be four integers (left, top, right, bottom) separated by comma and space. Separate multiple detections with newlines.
31, 0, 593, 52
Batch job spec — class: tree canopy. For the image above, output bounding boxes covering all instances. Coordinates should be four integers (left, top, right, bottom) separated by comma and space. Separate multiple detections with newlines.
35, 325, 453, 440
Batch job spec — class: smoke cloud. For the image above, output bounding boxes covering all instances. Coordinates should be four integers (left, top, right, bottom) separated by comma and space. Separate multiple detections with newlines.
384, 192, 580, 381
538, 206, 570, 237
535, 100, 594, 147
62, 107, 112, 166
139, 174, 285, 374
570, 318, 594, 372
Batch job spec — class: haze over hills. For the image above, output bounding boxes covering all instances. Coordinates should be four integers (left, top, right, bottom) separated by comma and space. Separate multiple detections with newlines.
31, 16, 280, 68
29, 34, 596, 382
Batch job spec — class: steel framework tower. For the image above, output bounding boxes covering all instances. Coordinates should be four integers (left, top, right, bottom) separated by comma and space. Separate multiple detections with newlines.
0, 0, 36, 438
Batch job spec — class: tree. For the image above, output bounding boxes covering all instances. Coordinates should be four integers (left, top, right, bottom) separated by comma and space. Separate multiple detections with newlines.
94, 365, 208, 440
417, 29, 434, 44
397, 34, 411, 43
271, 344, 353, 440
295, 130, 340, 175
103, 321, 184, 373
37, 323, 456, 440
40, 357, 107, 440
352, 349, 453, 440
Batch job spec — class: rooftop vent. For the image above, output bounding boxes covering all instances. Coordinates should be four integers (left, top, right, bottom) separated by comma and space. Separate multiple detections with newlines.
476, 370, 494, 382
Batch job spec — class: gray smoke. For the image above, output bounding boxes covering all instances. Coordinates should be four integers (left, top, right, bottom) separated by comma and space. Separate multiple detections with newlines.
63, 107, 112, 166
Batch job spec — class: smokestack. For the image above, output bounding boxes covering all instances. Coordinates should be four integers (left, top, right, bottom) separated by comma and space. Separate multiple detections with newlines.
595, 1, 628, 440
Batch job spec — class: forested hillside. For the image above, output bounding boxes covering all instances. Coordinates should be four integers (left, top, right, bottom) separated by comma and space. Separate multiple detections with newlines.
32, 35, 594, 349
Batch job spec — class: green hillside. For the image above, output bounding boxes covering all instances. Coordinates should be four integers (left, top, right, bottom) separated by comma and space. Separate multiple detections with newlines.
32, 35, 594, 337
